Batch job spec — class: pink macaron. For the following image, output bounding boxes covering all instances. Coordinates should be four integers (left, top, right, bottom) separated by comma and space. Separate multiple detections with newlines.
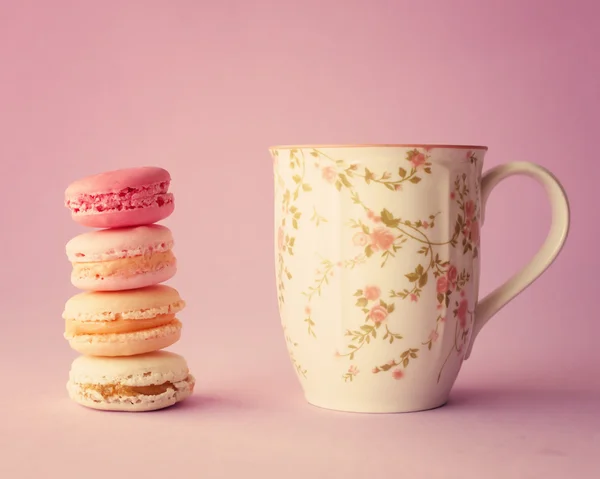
64, 167, 174, 228
66, 225, 177, 291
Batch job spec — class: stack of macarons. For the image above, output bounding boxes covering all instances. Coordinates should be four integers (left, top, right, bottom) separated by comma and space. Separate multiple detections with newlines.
63, 167, 194, 412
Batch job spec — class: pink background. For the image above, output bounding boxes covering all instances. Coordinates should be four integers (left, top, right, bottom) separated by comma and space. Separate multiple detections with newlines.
1, 0, 598, 477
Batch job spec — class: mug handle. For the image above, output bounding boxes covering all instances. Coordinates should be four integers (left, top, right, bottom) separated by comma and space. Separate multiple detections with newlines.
464, 162, 570, 359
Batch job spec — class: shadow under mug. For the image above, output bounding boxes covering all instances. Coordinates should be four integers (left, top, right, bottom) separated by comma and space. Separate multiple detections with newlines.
270, 144, 569, 413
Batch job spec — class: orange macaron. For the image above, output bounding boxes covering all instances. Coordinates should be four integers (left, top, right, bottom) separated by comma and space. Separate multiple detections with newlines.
63, 285, 185, 357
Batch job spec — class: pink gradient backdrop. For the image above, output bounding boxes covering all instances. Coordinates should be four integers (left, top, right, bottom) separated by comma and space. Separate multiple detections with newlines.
1, 0, 598, 477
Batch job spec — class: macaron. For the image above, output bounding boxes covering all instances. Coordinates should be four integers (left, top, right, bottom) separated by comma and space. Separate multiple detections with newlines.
67, 351, 195, 411
63, 285, 184, 357
66, 224, 177, 291
64, 166, 174, 228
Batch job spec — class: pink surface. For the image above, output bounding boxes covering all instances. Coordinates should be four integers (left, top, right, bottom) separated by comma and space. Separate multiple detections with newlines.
65, 167, 174, 228
1, 0, 598, 478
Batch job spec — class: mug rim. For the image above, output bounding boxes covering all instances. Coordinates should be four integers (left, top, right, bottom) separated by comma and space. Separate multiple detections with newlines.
269, 143, 488, 151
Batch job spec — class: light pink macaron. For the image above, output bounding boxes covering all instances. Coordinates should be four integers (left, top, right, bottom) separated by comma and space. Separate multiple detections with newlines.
64, 166, 174, 228
66, 225, 177, 291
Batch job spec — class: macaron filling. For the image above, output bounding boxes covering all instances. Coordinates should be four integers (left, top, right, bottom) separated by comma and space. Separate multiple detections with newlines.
65, 320, 182, 358
80, 376, 194, 398
68, 235, 174, 262
64, 297, 185, 322
72, 250, 176, 280
65, 313, 178, 335
66, 181, 173, 215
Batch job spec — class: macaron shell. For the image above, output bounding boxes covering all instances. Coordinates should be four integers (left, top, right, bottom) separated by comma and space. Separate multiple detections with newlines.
71, 261, 177, 291
66, 225, 174, 263
69, 350, 190, 384
65, 167, 171, 196
63, 285, 184, 322
72, 200, 174, 229
66, 320, 182, 356
67, 375, 195, 412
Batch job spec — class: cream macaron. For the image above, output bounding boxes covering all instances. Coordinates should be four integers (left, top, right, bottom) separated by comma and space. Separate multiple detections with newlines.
67, 351, 195, 411
66, 225, 177, 291
63, 285, 184, 357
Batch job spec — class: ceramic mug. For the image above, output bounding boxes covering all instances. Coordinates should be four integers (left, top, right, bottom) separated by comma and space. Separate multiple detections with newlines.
269, 144, 569, 413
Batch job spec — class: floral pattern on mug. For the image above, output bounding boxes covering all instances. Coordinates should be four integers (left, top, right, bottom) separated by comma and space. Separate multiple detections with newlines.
453, 173, 481, 256
272, 148, 316, 378
301, 254, 368, 338
309, 147, 434, 193
283, 327, 307, 379
372, 348, 420, 377
342, 365, 360, 382
272, 146, 483, 385
339, 287, 404, 361
435, 296, 475, 382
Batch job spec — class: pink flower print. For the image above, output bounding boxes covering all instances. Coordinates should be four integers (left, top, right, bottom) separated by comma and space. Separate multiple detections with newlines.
450, 191, 456, 200
470, 220, 480, 245
337, 261, 343, 267
410, 294, 418, 302
465, 150, 473, 159
436, 276, 449, 294
447, 265, 458, 284
429, 329, 439, 343
457, 299, 469, 328
460, 290, 466, 298
372, 367, 380, 374
304, 306, 311, 315
334, 350, 341, 358
465, 200, 476, 220
369, 304, 388, 323
411, 153, 426, 168
348, 365, 359, 376
321, 166, 337, 184
370, 227, 395, 251
463, 219, 473, 239
392, 369, 404, 380
364, 285, 381, 301
387, 360, 396, 366
277, 227, 284, 251
353, 232, 369, 247
366, 210, 382, 223
381, 171, 392, 180
394, 184, 402, 191
422, 221, 429, 229
437, 304, 444, 311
